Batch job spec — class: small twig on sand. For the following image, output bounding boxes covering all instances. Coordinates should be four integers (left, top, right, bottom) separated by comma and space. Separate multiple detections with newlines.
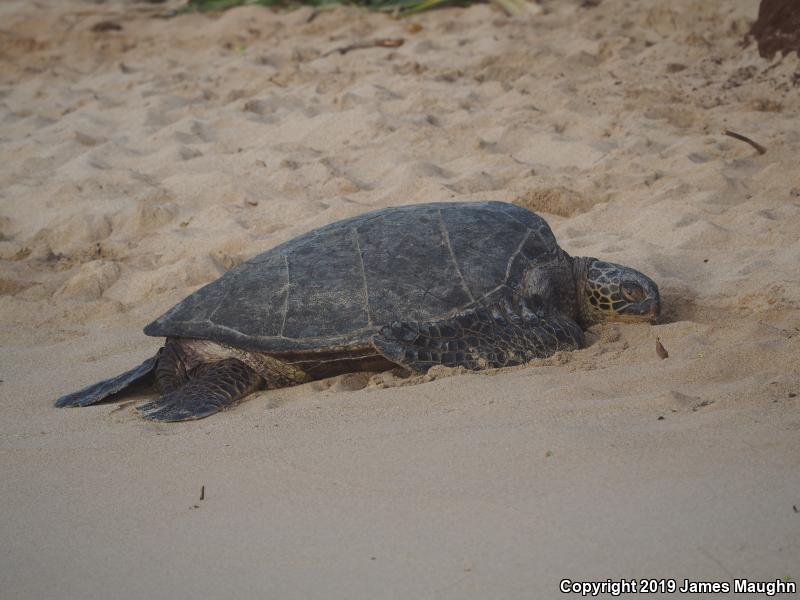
723, 129, 767, 155
324, 38, 404, 57
200, 485, 205, 501
91, 21, 123, 32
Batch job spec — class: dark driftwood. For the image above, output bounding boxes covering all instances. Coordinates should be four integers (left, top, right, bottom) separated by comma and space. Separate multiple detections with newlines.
750, 0, 800, 59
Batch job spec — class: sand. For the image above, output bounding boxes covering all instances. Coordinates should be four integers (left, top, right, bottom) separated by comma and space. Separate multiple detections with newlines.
1, 0, 799, 597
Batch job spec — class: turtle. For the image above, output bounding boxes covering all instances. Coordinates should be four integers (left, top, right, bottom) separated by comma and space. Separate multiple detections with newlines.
55, 201, 660, 421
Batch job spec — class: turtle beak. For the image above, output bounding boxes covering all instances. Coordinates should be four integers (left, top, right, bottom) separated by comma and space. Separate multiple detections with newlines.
625, 279, 661, 323
649, 278, 661, 322
642, 282, 661, 323
645, 296, 660, 323
617, 298, 659, 323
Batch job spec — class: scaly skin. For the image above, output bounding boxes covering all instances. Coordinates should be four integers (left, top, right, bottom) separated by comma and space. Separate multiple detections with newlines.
372, 302, 584, 373
138, 359, 263, 422
572, 256, 660, 327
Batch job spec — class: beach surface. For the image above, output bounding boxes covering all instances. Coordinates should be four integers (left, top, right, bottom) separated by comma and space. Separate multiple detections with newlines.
1, 0, 798, 597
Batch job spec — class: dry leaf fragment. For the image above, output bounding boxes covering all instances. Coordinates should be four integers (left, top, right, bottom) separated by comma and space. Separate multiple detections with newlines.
655, 337, 669, 359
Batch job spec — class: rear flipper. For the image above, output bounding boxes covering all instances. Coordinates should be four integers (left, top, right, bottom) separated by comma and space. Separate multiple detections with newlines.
55, 352, 160, 408
137, 359, 263, 422
372, 305, 584, 373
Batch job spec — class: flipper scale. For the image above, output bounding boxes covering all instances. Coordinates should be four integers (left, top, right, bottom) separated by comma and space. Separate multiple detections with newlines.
138, 359, 262, 422
372, 303, 584, 373
55, 354, 159, 408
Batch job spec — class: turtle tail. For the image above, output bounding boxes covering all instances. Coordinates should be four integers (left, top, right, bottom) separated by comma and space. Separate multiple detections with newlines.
55, 351, 160, 408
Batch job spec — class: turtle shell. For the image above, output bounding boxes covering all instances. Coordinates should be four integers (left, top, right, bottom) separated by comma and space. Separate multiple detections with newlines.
144, 201, 564, 351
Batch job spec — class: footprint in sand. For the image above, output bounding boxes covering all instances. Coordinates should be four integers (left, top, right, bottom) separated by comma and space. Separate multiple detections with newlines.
514, 187, 597, 218
56, 260, 121, 301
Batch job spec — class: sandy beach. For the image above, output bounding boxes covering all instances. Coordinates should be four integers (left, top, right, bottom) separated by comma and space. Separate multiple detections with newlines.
1, 0, 798, 597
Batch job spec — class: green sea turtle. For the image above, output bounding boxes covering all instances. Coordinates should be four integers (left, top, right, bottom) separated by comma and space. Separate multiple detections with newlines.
56, 201, 660, 421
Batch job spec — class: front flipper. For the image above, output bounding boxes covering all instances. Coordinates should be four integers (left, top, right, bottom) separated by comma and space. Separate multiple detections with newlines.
55, 353, 159, 408
137, 359, 263, 422
372, 306, 584, 373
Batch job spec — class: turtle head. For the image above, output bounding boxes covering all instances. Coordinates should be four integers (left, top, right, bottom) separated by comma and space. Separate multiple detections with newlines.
574, 257, 660, 326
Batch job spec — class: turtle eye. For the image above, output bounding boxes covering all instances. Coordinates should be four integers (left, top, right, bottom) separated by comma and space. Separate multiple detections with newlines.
621, 282, 646, 302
